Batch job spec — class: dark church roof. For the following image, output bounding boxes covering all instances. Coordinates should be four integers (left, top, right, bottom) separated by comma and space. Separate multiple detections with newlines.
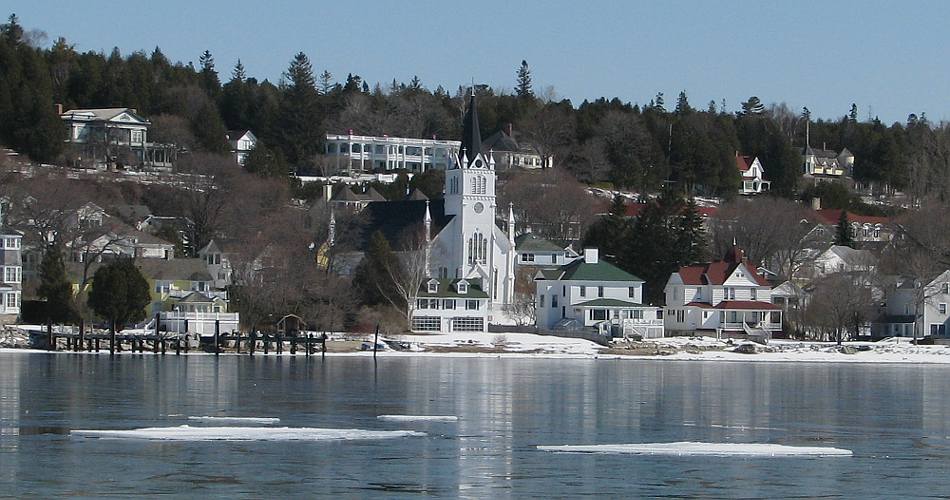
482, 129, 521, 153
357, 199, 454, 250
459, 93, 481, 165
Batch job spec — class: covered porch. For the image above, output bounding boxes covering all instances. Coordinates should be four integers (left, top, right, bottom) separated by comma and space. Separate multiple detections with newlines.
716, 301, 782, 332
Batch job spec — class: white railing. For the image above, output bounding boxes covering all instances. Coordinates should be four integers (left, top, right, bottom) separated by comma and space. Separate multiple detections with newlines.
158, 311, 240, 337
722, 322, 781, 331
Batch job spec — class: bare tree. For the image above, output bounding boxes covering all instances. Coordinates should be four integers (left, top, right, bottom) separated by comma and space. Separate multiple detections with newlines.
376, 225, 429, 327
806, 273, 875, 344
499, 169, 595, 243
517, 102, 576, 169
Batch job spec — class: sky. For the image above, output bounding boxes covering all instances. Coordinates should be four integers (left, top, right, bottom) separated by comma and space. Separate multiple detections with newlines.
5, 0, 948, 124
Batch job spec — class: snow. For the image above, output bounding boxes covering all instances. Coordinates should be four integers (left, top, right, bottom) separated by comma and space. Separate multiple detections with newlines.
71, 425, 425, 441
187, 416, 280, 424
376, 415, 458, 422
537, 442, 852, 457
393, 331, 604, 356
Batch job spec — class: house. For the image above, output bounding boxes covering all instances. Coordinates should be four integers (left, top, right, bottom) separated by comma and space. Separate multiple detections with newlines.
813, 209, 893, 242
802, 146, 854, 180
514, 233, 577, 268
800, 245, 876, 280
197, 239, 233, 291
329, 185, 387, 213
226, 130, 257, 166
535, 249, 663, 339
0, 206, 22, 321
872, 271, 950, 339
324, 131, 460, 174
481, 124, 551, 169
411, 278, 490, 333
736, 153, 770, 195
60, 107, 176, 170
664, 245, 782, 337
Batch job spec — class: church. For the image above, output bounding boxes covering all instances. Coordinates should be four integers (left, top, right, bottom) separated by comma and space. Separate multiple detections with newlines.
340, 93, 517, 332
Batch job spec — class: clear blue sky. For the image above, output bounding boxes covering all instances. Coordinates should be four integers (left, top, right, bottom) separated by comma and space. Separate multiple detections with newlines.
6, 0, 947, 124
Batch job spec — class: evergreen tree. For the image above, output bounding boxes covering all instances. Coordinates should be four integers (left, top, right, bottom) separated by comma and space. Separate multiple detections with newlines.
231, 59, 246, 82
707, 100, 717, 114
516, 60, 533, 98
740, 96, 765, 115
849, 103, 858, 123
581, 195, 631, 261
243, 141, 287, 178
198, 50, 220, 98
835, 209, 853, 246
276, 52, 321, 166
37, 244, 75, 323
352, 231, 400, 306
674, 90, 692, 115
88, 258, 150, 332
318, 69, 333, 94
653, 92, 666, 112
677, 197, 706, 263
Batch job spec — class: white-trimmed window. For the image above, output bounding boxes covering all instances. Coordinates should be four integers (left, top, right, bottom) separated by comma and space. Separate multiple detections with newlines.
412, 316, 441, 332
628, 287, 636, 298
5, 292, 18, 309
465, 299, 480, 310
443, 299, 455, 310
457, 281, 468, 294
552, 294, 558, 308
4, 237, 20, 249
579, 286, 586, 297
941, 304, 947, 315
751, 288, 758, 300
155, 280, 171, 294
598, 286, 604, 298
427, 280, 438, 293
521, 253, 535, 262
3, 266, 21, 283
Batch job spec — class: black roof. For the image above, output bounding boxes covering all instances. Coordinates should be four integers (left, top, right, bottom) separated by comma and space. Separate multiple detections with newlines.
357, 199, 454, 250
482, 129, 520, 153
460, 93, 481, 165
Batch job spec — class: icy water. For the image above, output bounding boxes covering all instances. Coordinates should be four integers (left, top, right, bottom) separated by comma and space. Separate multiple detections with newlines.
2, 353, 950, 498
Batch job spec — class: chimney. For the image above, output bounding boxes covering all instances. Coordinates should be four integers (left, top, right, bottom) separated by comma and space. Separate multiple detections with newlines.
584, 248, 599, 264
811, 197, 821, 210
505, 123, 513, 136
55, 103, 63, 115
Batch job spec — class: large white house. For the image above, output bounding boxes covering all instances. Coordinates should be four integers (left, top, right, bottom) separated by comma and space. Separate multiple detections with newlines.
872, 271, 950, 339
324, 132, 460, 174
411, 278, 491, 333
535, 248, 663, 339
664, 246, 782, 337
0, 205, 22, 321
60, 107, 176, 170
736, 154, 770, 195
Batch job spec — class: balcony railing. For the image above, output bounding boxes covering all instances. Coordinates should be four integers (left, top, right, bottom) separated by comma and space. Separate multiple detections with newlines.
722, 322, 782, 331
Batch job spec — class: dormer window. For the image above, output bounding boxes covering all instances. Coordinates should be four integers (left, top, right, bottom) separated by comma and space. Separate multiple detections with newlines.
427, 279, 439, 294
456, 280, 468, 294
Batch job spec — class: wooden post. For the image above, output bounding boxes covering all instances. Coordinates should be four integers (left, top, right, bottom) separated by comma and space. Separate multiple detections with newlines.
263, 333, 269, 355
78, 320, 85, 352
322, 332, 327, 358
214, 320, 220, 355
154, 313, 160, 354
277, 335, 283, 355
175, 334, 181, 355
94, 337, 100, 352
305, 333, 311, 357
290, 336, 296, 355
249, 330, 255, 356
236, 332, 242, 354
109, 320, 116, 355
373, 324, 379, 358
47, 320, 54, 351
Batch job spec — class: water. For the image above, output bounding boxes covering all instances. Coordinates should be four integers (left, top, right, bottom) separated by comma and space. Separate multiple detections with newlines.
2, 352, 950, 498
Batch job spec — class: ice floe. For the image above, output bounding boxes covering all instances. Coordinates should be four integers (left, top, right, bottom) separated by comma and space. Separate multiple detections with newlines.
537, 442, 852, 457
376, 415, 458, 422
72, 425, 425, 441
187, 416, 281, 424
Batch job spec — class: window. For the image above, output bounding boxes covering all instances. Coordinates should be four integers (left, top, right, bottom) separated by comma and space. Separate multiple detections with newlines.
5, 292, 17, 309
628, 287, 636, 298
418, 299, 429, 310
751, 288, 757, 300
944, 283, 950, 295
598, 286, 604, 298
633, 309, 643, 320
452, 317, 484, 332
457, 281, 468, 294
941, 304, 947, 315
725, 287, 736, 300
412, 316, 441, 331
539, 295, 545, 307
676, 310, 685, 323
551, 254, 557, 264
591, 309, 607, 321
428, 281, 438, 293
465, 300, 480, 310
579, 286, 586, 297
521, 253, 535, 262
155, 280, 171, 294
443, 299, 455, 310
4, 238, 19, 249
3, 266, 20, 283
552, 295, 558, 308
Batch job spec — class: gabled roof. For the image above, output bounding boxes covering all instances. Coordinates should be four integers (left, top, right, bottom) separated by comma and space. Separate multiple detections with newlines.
417, 278, 489, 298
226, 129, 256, 142
357, 199, 454, 251
515, 233, 563, 253
406, 188, 429, 201
61, 108, 149, 124
675, 246, 770, 286
736, 155, 753, 172
804, 146, 839, 158
822, 245, 875, 267
136, 258, 212, 282
481, 129, 521, 153
558, 257, 642, 282
814, 209, 890, 226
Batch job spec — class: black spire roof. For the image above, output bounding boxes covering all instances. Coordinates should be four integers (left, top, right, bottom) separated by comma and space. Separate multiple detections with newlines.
460, 92, 481, 166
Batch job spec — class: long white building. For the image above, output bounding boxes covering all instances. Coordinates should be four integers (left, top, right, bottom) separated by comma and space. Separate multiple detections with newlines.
324, 132, 460, 174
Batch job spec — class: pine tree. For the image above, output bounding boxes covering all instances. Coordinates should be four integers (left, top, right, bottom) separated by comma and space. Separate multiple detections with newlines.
707, 100, 717, 114
88, 258, 151, 333
740, 96, 765, 115
198, 50, 220, 98
835, 210, 853, 246
581, 195, 631, 261
516, 60, 533, 98
318, 69, 333, 94
37, 244, 75, 323
677, 197, 706, 263
231, 59, 246, 82
352, 231, 400, 306
276, 52, 321, 166
675, 90, 691, 114
653, 92, 666, 112
849, 103, 858, 123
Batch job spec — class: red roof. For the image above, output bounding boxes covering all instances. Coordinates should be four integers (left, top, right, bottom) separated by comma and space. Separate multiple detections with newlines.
814, 209, 890, 225
736, 155, 753, 172
685, 301, 715, 309
714, 301, 781, 310
675, 246, 770, 286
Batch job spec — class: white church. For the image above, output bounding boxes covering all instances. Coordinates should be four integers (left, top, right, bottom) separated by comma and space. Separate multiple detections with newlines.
346, 93, 517, 333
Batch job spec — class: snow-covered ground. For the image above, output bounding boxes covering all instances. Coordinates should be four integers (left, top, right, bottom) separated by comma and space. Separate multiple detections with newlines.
391, 331, 604, 356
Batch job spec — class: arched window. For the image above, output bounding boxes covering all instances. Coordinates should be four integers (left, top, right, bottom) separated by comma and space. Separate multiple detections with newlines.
471, 178, 477, 194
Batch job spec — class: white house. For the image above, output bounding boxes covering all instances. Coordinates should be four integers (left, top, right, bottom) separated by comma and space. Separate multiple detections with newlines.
411, 278, 490, 333
873, 271, 950, 339
736, 154, 770, 195
535, 249, 663, 339
514, 233, 577, 268
60, 107, 176, 170
226, 130, 257, 166
664, 245, 782, 337
803, 245, 876, 280
324, 131, 460, 174
481, 124, 552, 169
802, 146, 854, 178
0, 205, 22, 320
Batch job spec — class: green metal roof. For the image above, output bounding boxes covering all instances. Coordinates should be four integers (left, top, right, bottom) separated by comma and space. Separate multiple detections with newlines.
515, 233, 564, 253
418, 278, 489, 299
574, 298, 646, 308
560, 259, 642, 282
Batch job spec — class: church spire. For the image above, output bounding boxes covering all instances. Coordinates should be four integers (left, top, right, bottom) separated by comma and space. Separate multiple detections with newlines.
460, 90, 482, 166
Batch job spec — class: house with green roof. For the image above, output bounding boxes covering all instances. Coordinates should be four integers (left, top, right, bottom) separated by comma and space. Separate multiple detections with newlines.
535, 249, 663, 338
515, 233, 577, 268
411, 278, 490, 333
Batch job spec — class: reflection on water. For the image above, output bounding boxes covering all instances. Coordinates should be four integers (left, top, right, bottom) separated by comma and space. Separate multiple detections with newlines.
0, 352, 949, 497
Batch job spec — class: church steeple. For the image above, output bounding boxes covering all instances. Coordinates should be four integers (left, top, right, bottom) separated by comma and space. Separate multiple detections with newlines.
460, 90, 482, 166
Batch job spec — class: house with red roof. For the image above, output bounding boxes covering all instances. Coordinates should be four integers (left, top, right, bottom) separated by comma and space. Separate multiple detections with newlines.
664, 245, 782, 337
736, 154, 770, 195
812, 209, 894, 242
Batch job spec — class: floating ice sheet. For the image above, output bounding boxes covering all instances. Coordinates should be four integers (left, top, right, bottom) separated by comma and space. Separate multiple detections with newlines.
72, 425, 425, 441
376, 415, 458, 422
537, 442, 852, 457
187, 416, 281, 424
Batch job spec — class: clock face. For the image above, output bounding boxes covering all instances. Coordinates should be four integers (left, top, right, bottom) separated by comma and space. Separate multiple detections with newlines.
473, 202, 484, 214
474, 159, 483, 168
